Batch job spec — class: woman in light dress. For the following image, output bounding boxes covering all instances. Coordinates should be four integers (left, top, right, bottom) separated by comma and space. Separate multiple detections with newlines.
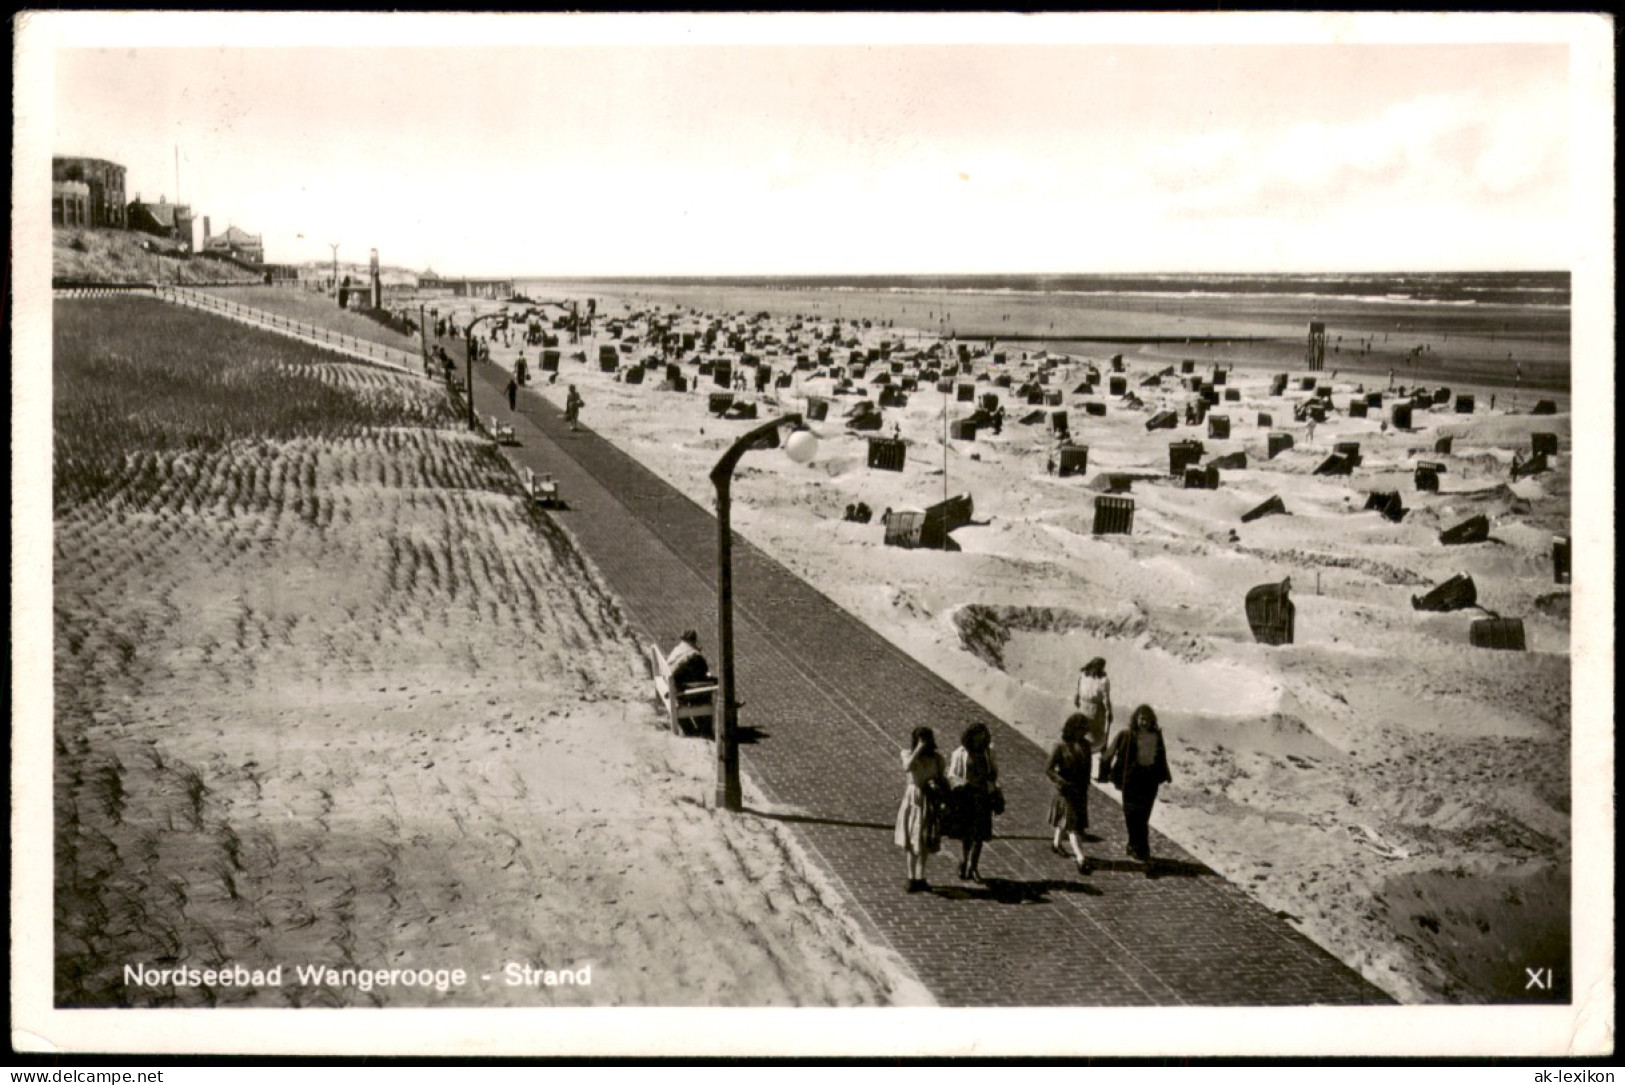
1073, 656, 1114, 781
895, 726, 947, 893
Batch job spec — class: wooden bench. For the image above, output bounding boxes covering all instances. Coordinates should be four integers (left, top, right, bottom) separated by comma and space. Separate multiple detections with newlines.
649, 644, 718, 735
489, 414, 517, 445
525, 467, 562, 508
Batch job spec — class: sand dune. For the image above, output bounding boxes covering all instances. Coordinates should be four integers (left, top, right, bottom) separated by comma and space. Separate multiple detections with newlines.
53, 298, 925, 1009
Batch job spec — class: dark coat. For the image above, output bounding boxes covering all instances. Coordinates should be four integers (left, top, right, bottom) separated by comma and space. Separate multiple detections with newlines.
1108, 726, 1172, 795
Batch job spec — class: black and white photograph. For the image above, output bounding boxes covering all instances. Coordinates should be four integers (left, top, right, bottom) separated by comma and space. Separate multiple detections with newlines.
11, 11, 1614, 1059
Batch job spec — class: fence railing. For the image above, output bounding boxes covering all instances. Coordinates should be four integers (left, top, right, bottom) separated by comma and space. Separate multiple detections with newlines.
52, 281, 161, 297
150, 285, 421, 374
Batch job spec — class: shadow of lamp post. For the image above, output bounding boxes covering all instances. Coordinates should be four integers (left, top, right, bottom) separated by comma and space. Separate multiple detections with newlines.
709, 412, 818, 811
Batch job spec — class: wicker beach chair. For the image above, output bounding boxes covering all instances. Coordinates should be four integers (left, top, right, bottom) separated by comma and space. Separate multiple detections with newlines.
1245, 579, 1295, 646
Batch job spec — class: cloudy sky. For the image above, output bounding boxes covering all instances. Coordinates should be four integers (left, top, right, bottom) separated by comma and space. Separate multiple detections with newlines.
36, 13, 1591, 276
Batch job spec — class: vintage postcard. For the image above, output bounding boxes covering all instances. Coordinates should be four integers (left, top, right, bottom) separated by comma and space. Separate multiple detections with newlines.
11, 11, 1614, 1059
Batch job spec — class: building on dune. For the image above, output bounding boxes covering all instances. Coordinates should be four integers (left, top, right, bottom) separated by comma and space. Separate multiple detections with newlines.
52, 154, 272, 273
51, 156, 128, 228
52, 180, 91, 227
201, 219, 264, 264
127, 194, 195, 251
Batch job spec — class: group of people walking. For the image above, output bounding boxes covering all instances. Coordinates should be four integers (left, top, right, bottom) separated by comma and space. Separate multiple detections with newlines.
897, 724, 997, 893
895, 657, 1173, 893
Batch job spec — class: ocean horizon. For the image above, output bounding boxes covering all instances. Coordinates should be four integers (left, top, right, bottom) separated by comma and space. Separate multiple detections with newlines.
513, 271, 1569, 310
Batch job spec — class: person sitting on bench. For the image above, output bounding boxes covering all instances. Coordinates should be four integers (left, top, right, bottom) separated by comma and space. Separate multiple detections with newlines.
665, 629, 714, 692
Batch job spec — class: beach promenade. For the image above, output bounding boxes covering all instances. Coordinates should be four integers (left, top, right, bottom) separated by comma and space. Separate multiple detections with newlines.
467, 353, 1392, 1007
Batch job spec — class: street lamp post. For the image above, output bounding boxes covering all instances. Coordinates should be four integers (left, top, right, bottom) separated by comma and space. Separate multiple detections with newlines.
708, 413, 817, 812
419, 303, 429, 374
459, 306, 541, 430
941, 367, 951, 509
465, 328, 477, 429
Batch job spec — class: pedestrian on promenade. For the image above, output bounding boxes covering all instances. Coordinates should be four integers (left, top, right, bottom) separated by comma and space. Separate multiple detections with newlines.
506, 377, 518, 412
1073, 656, 1114, 781
946, 722, 1000, 884
1046, 712, 1094, 873
896, 726, 947, 893
1106, 705, 1173, 871
565, 384, 584, 431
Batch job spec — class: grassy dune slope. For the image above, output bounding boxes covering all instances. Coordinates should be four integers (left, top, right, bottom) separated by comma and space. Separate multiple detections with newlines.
194, 285, 425, 354
52, 297, 920, 1009
54, 227, 263, 285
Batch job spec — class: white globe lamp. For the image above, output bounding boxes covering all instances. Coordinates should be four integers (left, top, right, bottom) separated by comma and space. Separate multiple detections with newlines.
784, 427, 818, 465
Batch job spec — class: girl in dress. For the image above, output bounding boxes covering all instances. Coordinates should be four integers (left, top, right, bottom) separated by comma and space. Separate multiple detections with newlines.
895, 726, 947, 893
1046, 713, 1094, 874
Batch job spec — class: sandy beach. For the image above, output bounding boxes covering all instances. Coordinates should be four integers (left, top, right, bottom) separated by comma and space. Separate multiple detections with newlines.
519, 278, 1571, 395
27, 21, 1612, 1058
450, 278, 1572, 1003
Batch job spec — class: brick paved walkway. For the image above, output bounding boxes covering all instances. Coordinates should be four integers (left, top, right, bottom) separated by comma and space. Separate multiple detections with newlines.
466, 354, 1391, 1006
